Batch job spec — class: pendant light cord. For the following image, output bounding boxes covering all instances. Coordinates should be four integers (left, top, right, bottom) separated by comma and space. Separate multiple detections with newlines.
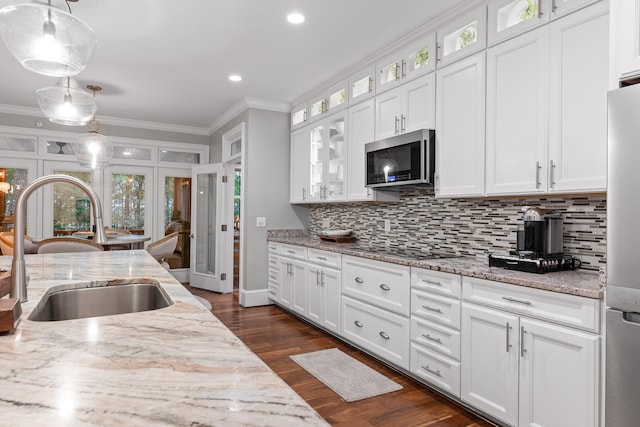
64, 1, 72, 14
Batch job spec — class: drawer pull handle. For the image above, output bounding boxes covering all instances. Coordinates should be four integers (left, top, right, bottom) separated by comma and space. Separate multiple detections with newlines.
269, 260, 276, 265
422, 334, 442, 344
354, 320, 363, 328
424, 280, 443, 286
521, 327, 527, 357
287, 250, 295, 254
379, 284, 391, 291
422, 365, 441, 377
379, 331, 390, 340
355, 277, 364, 284
502, 296, 532, 306
422, 305, 442, 314
269, 275, 276, 280
317, 256, 327, 260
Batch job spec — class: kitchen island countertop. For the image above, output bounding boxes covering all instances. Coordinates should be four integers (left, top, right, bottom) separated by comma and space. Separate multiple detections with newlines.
268, 233, 603, 299
0, 251, 328, 427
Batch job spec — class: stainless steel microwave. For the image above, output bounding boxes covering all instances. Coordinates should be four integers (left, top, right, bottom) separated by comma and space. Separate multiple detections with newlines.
365, 129, 435, 189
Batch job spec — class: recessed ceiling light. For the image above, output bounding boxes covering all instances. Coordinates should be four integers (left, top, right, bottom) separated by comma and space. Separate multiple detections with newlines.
229, 74, 242, 82
123, 151, 132, 156
287, 12, 305, 24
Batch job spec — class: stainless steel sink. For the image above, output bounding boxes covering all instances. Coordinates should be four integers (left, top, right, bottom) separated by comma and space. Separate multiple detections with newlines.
28, 280, 174, 322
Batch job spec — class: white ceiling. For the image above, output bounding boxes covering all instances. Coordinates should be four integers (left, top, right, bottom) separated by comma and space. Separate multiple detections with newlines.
0, 0, 469, 134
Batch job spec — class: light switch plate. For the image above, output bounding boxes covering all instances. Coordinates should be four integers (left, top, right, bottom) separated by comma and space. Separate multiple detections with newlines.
256, 217, 266, 227
322, 218, 330, 228
384, 219, 391, 232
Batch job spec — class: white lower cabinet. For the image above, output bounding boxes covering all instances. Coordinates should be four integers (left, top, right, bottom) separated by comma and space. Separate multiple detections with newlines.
410, 343, 461, 397
461, 283, 600, 427
307, 263, 341, 335
278, 244, 307, 311
342, 295, 410, 370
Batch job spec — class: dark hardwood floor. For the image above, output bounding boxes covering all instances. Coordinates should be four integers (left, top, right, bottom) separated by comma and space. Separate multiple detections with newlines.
185, 285, 494, 427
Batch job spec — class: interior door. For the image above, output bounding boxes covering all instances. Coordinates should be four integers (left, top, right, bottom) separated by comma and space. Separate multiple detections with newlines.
190, 163, 228, 292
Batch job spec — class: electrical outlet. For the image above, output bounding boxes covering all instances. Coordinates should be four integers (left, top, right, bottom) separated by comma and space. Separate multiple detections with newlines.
384, 219, 391, 232
322, 218, 331, 228
256, 217, 266, 227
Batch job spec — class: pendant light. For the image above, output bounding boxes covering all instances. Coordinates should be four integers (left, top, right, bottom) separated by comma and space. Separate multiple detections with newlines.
36, 76, 96, 125
0, 0, 97, 77
75, 84, 113, 170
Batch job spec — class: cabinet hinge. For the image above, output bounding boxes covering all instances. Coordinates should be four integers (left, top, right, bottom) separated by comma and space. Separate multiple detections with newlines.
222, 175, 228, 183
221, 224, 228, 232
221, 273, 227, 281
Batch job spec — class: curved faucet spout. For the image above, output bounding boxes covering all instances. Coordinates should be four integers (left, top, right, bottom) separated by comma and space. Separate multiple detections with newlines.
10, 174, 107, 303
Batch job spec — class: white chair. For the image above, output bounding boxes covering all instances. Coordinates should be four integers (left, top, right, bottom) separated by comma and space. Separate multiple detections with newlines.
37, 237, 104, 254
146, 232, 179, 269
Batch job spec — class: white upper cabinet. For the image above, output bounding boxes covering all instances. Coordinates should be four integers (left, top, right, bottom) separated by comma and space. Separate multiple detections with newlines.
486, 27, 548, 195
549, 0, 602, 19
436, 6, 487, 67
290, 126, 310, 204
291, 103, 308, 130
347, 99, 375, 201
376, 32, 436, 93
308, 80, 348, 123
613, 0, 640, 81
487, 0, 551, 46
349, 65, 376, 105
547, 2, 608, 193
436, 52, 486, 198
375, 72, 436, 140
308, 110, 348, 202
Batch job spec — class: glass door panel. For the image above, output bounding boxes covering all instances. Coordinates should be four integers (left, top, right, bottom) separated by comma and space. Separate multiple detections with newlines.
52, 170, 93, 235
190, 163, 226, 292
0, 161, 37, 237
309, 123, 325, 200
162, 175, 191, 269
328, 87, 346, 110
327, 115, 345, 199
110, 173, 146, 232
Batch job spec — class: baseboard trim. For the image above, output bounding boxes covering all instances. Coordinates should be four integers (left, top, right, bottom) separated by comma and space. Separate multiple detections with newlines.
239, 288, 273, 307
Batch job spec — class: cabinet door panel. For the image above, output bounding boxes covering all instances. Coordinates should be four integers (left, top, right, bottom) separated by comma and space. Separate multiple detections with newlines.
461, 303, 519, 426
290, 127, 310, 203
488, 0, 551, 46
486, 27, 548, 195
307, 265, 322, 325
436, 53, 486, 197
321, 267, 341, 334
375, 87, 402, 139
617, 0, 640, 79
325, 112, 346, 201
551, 0, 601, 19
548, 3, 608, 192
279, 259, 292, 308
404, 73, 436, 133
347, 99, 375, 201
291, 260, 307, 316
519, 318, 599, 427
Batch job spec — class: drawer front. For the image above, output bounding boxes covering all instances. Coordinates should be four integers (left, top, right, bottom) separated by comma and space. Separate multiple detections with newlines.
411, 317, 461, 361
462, 276, 600, 333
268, 254, 280, 270
280, 243, 307, 260
342, 295, 410, 370
342, 255, 411, 316
307, 248, 341, 269
410, 342, 461, 398
268, 281, 279, 301
411, 289, 461, 330
268, 241, 280, 254
412, 268, 462, 299
268, 266, 280, 285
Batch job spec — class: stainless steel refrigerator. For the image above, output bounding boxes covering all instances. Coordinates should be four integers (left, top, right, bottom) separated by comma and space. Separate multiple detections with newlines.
606, 83, 640, 426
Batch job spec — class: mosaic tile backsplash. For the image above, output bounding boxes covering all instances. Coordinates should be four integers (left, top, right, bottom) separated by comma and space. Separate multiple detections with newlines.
308, 189, 606, 271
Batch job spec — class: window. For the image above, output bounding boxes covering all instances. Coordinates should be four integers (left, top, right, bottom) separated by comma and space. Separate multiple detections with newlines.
164, 176, 191, 268
0, 167, 29, 231
111, 174, 146, 232
52, 170, 92, 234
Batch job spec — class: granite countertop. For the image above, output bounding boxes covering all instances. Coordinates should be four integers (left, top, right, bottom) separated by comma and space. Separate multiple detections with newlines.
0, 251, 327, 427
267, 234, 603, 299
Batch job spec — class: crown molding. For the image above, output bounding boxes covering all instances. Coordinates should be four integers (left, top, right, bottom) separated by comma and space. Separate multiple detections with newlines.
206, 97, 290, 135
0, 103, 210, 136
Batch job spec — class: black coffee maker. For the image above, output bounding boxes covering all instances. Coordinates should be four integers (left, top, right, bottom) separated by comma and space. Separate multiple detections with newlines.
516, 206, 563, 258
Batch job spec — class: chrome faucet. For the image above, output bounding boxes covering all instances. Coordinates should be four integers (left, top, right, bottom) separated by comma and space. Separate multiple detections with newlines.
10, 174, 108, 303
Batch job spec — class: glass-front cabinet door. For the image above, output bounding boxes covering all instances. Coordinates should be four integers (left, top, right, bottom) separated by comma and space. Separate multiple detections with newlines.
291, 103, 308, 130
550, 0, 600, 20
349, 65, 375, 104
403, 33, 437, 79
308, 111, 347, 202
488, 0, 550, 46
437, 6, 487, 67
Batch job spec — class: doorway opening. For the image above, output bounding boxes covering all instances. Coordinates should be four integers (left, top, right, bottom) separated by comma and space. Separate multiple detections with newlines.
233, 166, 241, 291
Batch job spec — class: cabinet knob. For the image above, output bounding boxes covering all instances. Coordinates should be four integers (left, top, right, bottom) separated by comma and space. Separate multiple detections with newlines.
354, 277, 364, 284
379, 331, 390, 340
379, 284, 391, 291
354, 320, 363, 328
